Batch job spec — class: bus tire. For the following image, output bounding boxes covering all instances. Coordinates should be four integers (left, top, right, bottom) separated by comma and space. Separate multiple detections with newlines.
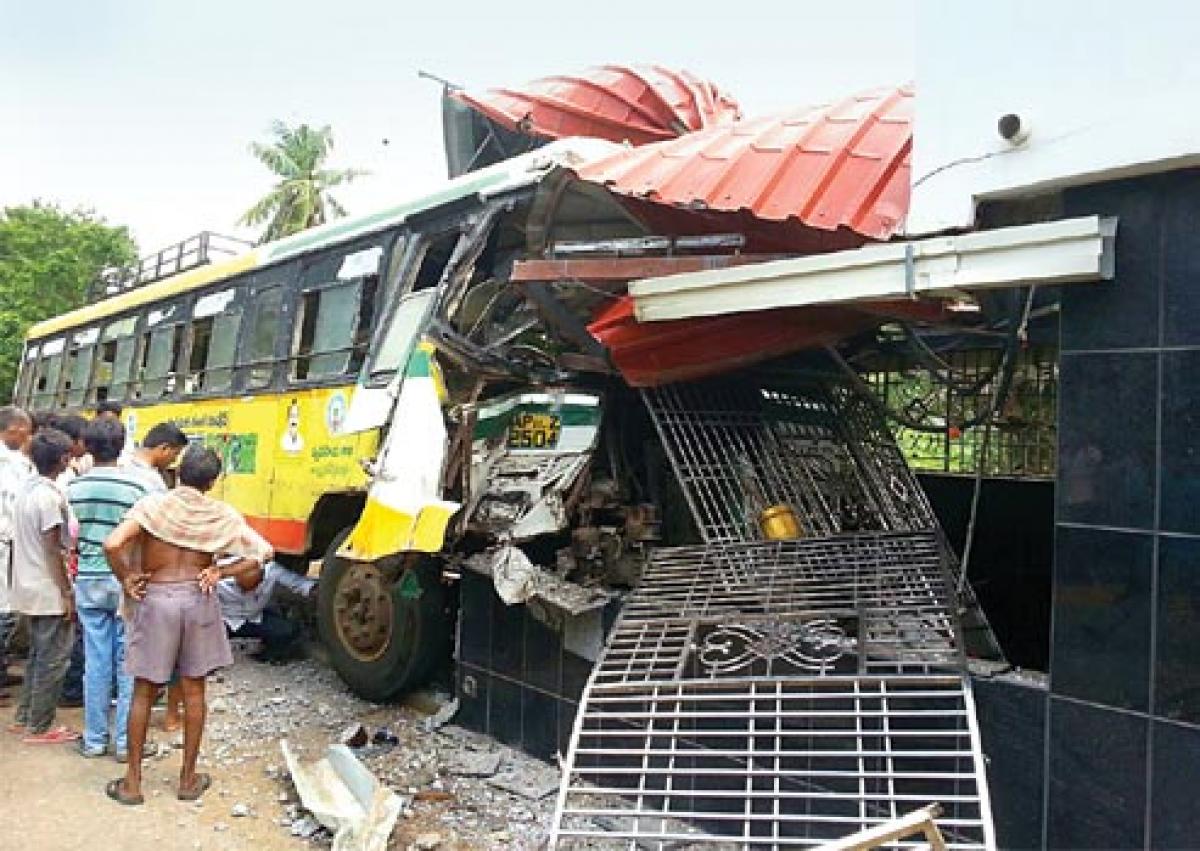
317, 531, 448, 703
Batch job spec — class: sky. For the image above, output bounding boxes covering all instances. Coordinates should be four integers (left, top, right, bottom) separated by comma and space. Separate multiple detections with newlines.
2, 0, 915, 253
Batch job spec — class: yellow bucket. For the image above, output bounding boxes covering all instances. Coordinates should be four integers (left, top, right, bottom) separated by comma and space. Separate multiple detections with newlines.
759, 504, 802, 541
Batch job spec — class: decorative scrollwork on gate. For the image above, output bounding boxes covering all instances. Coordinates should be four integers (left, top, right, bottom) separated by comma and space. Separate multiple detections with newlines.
697, 619, 855, 676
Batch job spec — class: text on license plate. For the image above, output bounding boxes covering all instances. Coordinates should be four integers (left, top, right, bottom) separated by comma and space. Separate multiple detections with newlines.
507, 413, 562, 449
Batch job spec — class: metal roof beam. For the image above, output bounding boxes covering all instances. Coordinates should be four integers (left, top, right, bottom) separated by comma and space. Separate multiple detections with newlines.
629, 215, 1117, 323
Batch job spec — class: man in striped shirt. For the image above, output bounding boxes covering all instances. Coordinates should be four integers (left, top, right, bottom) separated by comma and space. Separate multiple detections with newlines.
66, 418, 150, 760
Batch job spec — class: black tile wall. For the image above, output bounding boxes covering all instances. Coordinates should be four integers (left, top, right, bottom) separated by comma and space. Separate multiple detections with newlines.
523, 612, 562, 695
488, 674, 523, 748
455, 570, 621, 763
1161, 172, 1200, 346
457, 571, 491, 667
1046, 698, 1147, 849
490, 591, 524, 679
1047, 172, 1200, 848
1056, 352, 1157, 529
1159, 350, 1200, 534
972, 678, 1046, 850
520, 688, 560, 762
1051, 526, 1153, 712
1149, 719, 1200, 849
456, 662, 488, 732
1061, 176, 1163, 352
1154, 535, 1200, 724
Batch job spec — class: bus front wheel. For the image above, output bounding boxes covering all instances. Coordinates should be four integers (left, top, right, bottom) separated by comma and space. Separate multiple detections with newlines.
317, 532, 447, 703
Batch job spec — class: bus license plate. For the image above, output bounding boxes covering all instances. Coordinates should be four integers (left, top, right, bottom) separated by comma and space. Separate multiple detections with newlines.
507, 412, 561, 449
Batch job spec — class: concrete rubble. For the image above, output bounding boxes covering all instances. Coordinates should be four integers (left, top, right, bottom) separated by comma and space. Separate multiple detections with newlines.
196, 644, 558, 849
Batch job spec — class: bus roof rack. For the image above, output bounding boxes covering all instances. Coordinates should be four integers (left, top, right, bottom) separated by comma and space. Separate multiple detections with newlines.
87, 231, 253, 304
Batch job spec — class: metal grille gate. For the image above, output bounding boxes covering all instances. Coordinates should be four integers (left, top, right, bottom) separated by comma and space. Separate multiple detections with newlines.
550, 376, 996, 849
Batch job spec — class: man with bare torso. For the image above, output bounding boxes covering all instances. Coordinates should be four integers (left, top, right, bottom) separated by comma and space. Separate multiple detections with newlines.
102, 446, 271, 805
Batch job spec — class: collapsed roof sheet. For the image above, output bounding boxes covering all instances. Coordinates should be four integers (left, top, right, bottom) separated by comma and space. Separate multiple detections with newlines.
450, 64, 741, 146
577, 85, 913, 240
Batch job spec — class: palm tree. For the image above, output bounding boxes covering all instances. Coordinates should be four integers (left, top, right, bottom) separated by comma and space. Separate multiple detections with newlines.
239, 121, 367, 243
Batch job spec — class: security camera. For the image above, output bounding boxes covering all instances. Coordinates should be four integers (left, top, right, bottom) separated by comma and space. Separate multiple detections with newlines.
997, 113, 1030, 145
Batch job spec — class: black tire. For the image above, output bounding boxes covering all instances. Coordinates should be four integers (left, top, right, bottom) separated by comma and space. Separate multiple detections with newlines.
317, 531, 448, 703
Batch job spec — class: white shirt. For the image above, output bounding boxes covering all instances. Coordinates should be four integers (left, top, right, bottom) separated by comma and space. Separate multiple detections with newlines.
216, 562, 315, 631
0, 445, 34, 611
120, 455, 168, 494
10, 476, 70, 616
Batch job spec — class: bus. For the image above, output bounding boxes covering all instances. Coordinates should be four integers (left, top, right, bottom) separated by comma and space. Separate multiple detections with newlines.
16, 139, 660, 699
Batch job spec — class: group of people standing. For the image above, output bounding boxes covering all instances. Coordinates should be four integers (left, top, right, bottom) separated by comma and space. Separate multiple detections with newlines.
0, 402, 312, 805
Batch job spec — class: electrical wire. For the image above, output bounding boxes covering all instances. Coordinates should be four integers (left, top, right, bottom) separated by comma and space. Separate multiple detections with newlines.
956, 286, 1038, 596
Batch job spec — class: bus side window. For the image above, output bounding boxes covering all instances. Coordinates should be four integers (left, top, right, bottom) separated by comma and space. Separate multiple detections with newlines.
31, 338, 65, 411
15, 344, 39, 407
137, 303, 184, 399
185, 287, 241, 395
141, 324, 184, 399
290, 243, 384, 382
292, 283, 361, 380
90, 315, 139, 403
244, 286, 284, 389
61, 327, 99, 409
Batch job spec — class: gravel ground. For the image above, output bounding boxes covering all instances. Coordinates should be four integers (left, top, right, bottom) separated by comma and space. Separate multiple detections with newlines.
0, 641, 560, 851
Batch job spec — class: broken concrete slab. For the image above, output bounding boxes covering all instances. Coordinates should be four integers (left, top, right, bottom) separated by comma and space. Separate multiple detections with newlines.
487, 766, 560, 801
442, 749, 502, 778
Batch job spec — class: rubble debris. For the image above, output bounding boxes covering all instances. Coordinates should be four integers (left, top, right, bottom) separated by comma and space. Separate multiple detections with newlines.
290, 816, 322, 838
442, 749, 501, 778
487, 765, 560, 801
338, 723, 370, 749
465, 546, 614, 616
195, 654, 558, 848
409, 831, 444, 851
412, 789, 455, 803
370, 729, 399, 747
282, 741, 406, 851
421, 697, 459, 732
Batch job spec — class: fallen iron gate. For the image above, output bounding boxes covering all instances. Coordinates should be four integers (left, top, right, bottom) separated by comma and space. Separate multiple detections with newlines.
551, 533, 994, 849
550, 375, 996, 848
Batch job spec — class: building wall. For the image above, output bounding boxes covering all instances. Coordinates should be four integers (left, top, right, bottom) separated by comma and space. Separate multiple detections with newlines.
1043, 170, 1200, 849
910, 0, 1200, 235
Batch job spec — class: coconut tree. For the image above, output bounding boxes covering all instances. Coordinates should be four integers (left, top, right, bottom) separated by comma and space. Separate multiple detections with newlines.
239, 121, 366, 243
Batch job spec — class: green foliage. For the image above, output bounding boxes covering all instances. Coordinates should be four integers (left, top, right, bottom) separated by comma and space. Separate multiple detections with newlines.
238, 121, 367, 244
0, 203, 137, 401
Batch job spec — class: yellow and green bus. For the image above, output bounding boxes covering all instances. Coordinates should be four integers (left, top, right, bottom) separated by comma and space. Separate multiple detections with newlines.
16, 139, 656, 699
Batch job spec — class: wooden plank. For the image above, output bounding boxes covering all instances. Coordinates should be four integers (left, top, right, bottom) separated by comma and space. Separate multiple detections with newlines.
816, 803, 946, 851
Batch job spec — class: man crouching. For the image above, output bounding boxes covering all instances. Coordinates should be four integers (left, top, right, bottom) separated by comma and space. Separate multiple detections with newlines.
102, 446, 272, 805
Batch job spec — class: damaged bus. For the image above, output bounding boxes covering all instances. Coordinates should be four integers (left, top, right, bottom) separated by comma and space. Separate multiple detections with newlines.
14, 139, 670, 695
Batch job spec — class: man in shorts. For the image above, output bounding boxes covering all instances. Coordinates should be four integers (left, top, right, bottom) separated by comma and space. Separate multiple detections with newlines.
102, 446, 271, 805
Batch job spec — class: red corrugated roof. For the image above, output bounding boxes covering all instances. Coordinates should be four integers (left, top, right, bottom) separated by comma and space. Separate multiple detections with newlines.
577, 85, 913, 240
450, 65, 741, 146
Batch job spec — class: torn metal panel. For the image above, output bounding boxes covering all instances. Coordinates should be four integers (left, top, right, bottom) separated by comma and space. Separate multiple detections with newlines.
464, 391, 602, 540
340, 342, 459, 561
281, 741, 406, 851
576, 85, 912, 242
588, 292, 950, 388
450, 64, 740, 149
464, 544, 614, 616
